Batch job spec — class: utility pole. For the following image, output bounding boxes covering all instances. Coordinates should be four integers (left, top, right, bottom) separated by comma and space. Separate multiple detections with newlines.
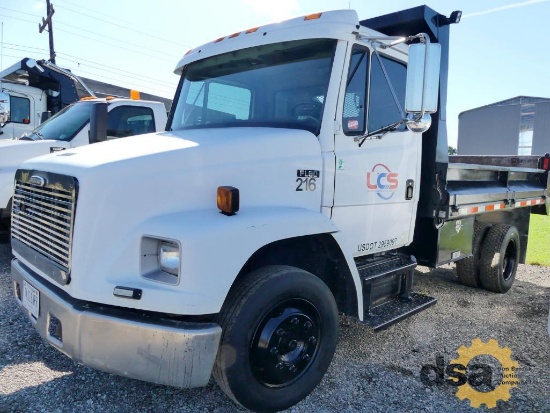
38, 0, 56, 64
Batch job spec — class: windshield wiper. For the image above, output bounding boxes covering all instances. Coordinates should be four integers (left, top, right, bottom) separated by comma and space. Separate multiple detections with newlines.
18, 131, 45, 141
357, 120, 404, 147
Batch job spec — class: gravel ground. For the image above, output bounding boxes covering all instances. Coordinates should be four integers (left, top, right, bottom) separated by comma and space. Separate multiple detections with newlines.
0, 242, 549, 413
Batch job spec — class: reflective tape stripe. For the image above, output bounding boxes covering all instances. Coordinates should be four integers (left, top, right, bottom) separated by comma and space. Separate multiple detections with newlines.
456, 198, 545, 217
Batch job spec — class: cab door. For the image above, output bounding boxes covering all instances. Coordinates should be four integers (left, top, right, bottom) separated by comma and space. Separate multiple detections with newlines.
331, 44, 422, 257
10, 94, 34, 139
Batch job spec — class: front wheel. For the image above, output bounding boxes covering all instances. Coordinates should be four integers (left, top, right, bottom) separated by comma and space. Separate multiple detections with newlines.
213, 265, 339, 412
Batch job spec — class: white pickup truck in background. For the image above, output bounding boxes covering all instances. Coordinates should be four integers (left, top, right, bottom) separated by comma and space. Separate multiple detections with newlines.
0, 97, 167, 240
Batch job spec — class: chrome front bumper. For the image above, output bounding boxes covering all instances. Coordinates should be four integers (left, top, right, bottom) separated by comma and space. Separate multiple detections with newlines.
11, 258, 222, 388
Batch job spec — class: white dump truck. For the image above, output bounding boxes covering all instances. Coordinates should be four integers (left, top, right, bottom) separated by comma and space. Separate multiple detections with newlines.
10, 6, 550, 412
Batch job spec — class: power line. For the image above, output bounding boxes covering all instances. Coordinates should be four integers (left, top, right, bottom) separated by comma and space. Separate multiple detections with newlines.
0, 0, 189, 48
0, 7, 181, 62
3, 47, 176, 98
0, 13, 36, 26
60, 57, 177, 91
55, 21, 181, 60
61, 65, 174, 97
0, 6, 40, 19
0, 10, 179, 95
4, 44, 177, 90
54, 26, 177, 63
53, 3, 190, 48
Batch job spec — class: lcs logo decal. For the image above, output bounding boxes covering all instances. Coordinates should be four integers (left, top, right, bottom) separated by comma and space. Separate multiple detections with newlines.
366, 163, 399, 200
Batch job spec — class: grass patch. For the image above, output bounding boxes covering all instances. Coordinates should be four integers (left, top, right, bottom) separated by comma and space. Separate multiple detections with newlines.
526, 213, 550, 266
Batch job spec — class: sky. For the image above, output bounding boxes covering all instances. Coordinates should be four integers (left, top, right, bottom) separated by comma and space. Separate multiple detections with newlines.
1, 0, 549, 147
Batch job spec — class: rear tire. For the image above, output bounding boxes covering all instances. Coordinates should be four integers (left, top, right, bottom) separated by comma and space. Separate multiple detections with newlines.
479, 224, 520, 293
213, 265, 339, 412
456, 222, 491, 288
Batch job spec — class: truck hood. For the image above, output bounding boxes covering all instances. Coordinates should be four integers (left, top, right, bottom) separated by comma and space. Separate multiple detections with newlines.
0, 139, 70, 170
21, 127, 324, 214
22, 128, 319, 174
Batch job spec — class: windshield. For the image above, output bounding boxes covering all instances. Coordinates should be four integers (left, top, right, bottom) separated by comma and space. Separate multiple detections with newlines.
25, 101, 94, 141
170, 38, 337, 135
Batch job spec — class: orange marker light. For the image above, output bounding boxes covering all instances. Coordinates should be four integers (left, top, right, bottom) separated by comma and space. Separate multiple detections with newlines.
304, 12, 322, 20
229, 32, 241, 38
246, 27, 259, 34
130, 90, 140, 100
217, 186, 239, 216
214, 36, 225, 43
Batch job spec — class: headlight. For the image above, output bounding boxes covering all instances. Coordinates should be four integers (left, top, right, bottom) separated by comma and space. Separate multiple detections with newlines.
140, 236, 181, 285
159, 241, 180, 276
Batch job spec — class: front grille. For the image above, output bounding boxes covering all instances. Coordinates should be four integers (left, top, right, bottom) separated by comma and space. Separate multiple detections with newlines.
11, 170, 77, 275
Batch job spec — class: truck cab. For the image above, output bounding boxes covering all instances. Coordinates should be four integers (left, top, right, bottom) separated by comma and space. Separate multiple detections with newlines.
0, 58, 96, 140
0, 81, 45, 140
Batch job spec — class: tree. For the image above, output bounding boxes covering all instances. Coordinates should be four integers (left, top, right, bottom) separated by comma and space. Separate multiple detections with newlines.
448, 146, 457, 155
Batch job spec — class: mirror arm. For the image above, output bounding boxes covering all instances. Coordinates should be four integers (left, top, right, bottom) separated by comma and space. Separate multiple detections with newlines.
355, 32, 431, 50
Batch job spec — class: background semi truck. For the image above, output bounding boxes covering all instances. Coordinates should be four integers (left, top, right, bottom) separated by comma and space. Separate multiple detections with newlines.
0, 97, 167, 241
9, 6, 550, 413
0, 57, 171, 140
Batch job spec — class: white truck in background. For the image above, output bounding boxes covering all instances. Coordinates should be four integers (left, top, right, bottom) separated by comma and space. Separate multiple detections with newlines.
9, 6, 550, 413
0, 97, 167, 240
0, 57, 172, 140
0, 58, 96, 140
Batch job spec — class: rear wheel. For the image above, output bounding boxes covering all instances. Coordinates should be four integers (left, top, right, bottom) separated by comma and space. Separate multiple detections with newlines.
479, 224, 520, 293
456, 222, 491, 288
213, 265, 339, 412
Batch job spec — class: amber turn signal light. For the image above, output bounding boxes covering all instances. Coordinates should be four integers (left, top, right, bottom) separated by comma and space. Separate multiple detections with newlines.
217, 186, 239, 216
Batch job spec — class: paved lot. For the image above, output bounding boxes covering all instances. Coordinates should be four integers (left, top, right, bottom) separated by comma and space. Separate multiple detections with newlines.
0, 242, 549, 412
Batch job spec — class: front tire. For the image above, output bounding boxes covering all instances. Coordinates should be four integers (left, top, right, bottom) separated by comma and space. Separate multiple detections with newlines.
213, 265, 339, 412
479, 224, 520, 293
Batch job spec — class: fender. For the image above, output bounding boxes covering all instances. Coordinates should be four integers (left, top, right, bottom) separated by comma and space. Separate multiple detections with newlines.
138, 206, 342, 314
67, 206, 351, 315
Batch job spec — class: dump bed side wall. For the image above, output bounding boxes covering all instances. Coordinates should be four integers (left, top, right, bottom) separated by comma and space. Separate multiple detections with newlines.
450, 155, 541, 169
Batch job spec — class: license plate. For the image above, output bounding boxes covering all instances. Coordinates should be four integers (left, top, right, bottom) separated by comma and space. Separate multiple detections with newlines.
22, 281, 40, 319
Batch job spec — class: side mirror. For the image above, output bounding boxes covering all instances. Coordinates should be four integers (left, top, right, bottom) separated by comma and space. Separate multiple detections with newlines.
0, 92, 11, 124
40, 111, 52, 124
405, 43, 441, 115
89, 102, 108, 144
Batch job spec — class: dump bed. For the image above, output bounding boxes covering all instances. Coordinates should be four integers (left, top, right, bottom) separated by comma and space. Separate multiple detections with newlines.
408, 154, 549, 267
444, 156, 549, 220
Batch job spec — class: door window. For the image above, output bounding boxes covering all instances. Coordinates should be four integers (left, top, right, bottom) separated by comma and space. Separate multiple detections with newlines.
368, 54, 407, 132
107, 106, 156, 138
342, 46, 407, 135
342, 46, 369, 135
11, 96, 30, 124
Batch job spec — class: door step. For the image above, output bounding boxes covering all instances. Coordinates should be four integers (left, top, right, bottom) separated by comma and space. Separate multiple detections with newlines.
363, 293, 437, 331
357, 253, 436, 331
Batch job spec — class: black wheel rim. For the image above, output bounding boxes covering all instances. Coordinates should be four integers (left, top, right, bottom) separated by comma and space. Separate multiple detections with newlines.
502, 239, 517, 281
250, 298, 321, 388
